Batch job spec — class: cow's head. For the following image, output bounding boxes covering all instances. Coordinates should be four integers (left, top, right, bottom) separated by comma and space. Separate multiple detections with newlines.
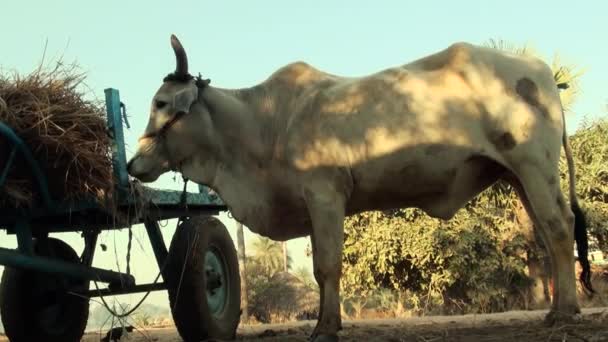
127, 35, 215, 182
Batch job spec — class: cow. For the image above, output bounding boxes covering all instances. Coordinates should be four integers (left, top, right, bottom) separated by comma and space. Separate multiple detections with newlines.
127, 35, 593, 341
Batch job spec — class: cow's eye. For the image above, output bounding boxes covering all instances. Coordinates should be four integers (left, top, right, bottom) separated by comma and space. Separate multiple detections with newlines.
155, 100, 168, 109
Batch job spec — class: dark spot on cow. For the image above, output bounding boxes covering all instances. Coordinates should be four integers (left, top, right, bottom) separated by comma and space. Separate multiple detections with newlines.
516, 78, 550, 119
516, 78, 538, 102
545, 149, 552, 161
425, 145, 445, 156
492, 132, 517, 150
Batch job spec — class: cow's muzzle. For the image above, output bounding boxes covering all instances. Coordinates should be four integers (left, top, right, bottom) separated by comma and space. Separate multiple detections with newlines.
127, 154, 166, 183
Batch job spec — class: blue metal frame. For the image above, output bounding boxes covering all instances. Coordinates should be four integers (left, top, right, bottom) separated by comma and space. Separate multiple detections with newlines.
0, 87, 227, 294
0, 122, 54, 210
105, 88, 130, 190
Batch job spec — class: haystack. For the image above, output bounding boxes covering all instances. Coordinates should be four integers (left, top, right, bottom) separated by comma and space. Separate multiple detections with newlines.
0, 62, 114, 208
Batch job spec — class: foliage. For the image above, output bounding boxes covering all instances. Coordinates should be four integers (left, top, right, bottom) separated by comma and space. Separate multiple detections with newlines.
134, 311, 152, 327
342, 205, 531, 314
85, 302, 170, 331
249, 236, 293, 275
248, 272, 318, 323
562, 116, 608, 251
294, 265, 318, 290
243, 253, 318, 323
243, 258, 274, 308
240, 234, 319, 323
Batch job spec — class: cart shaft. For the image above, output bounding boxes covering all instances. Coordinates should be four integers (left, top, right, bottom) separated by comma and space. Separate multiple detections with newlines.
87, 282, 166, 297
0, 247, 135, 287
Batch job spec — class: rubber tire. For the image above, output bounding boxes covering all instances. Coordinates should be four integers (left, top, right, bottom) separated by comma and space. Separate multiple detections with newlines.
165, 216, 241, 341
0, 237, 90, 342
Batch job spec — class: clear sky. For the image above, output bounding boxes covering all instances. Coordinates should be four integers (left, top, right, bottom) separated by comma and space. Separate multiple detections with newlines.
1, 1, 607, 310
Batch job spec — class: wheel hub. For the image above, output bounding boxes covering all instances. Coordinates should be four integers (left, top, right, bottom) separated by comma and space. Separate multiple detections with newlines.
204, 248, 228, 317
206, 269, 223, 293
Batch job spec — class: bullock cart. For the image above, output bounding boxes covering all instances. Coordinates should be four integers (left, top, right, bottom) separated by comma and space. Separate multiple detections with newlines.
0, 88, 241, 341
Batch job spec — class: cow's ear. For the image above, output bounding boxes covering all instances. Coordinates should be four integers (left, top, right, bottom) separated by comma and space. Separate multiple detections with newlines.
172, 87, 196, 113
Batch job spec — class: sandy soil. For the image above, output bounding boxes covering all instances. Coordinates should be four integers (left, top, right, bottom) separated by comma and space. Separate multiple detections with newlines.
73, 307, 608, 342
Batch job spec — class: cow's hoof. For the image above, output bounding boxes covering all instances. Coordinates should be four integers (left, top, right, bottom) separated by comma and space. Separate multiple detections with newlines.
543, 310, 583, 326
311, 333, 339, 342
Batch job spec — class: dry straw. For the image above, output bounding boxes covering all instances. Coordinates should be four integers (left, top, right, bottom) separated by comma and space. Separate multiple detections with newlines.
0, 60, 114, 208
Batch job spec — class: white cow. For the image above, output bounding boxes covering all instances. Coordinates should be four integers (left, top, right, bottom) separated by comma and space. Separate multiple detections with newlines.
127, 35, 593, 341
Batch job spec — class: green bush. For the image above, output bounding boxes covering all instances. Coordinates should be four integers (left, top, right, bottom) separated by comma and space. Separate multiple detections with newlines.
342, 204, 531, 315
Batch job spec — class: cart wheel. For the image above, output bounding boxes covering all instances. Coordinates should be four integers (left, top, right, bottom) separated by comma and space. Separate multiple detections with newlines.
0, 237, 89, 342
165, 216, 241, 341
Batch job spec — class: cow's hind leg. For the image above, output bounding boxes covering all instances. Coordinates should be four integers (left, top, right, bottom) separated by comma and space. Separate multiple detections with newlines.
304, 185, 346, 342
310, 237, 326, 324
508, 164, 580, 324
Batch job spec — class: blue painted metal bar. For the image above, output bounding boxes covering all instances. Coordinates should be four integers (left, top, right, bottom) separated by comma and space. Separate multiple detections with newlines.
14, 219, 34, 255
0, 146, 16, 187
87, 282, 166, 297
104, 88, 129, 189
0, 122, 53, 209
0, 247, 135, 286
198, 184, 224, 205
81, 230, 99, 267
144, 218, 168, 271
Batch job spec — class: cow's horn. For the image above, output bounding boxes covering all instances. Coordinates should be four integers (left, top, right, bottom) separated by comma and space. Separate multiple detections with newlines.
170, 34, 188, 76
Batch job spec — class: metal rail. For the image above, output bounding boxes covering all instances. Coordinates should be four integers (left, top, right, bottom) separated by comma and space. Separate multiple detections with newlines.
0, 247, 135, 287
87, 282, 166, 297
0, 122, 54, 210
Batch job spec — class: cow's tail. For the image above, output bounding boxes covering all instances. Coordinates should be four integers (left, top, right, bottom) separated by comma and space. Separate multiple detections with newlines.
561, 106, 594, 295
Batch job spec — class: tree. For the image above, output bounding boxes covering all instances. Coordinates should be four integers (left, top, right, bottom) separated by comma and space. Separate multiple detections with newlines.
562, 116, 608, 253
282, 241, 289, 273
294, 266, 317, 290
250, 236, 293, 276
342, 207, 531, 314
243, 240, 310, 322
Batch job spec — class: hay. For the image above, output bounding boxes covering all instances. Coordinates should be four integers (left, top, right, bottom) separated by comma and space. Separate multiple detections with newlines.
0, 61, 114, 208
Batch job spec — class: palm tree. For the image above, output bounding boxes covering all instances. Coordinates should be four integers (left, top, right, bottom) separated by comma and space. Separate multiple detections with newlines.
250, 236, 293, 276
293, 266, 317, 290
282, 241, 288, 273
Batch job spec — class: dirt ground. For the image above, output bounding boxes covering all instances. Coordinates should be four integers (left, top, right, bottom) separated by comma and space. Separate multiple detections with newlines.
74, 307, 608, 342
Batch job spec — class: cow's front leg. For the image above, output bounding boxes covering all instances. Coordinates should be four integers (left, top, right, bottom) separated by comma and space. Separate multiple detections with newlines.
304, 187, 345, 342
